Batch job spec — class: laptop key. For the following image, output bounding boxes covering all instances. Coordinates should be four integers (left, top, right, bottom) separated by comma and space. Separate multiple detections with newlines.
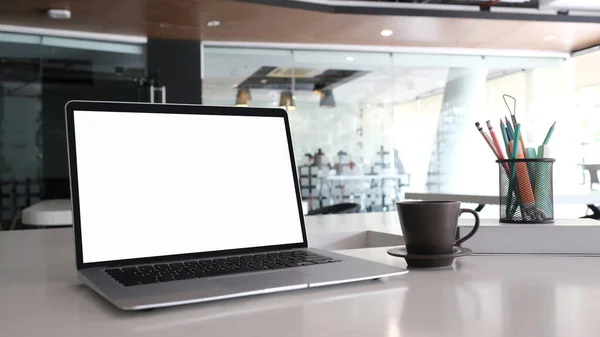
266, 264, 286, 270
298, 262, 315, 266
158, 275, 175, 282
310, 260, 331, 264
141, 277, 158, 284
303, 258, 332, 263
175, 274, 195, 280
122, 280, 141, 287
106, 268, 122, 275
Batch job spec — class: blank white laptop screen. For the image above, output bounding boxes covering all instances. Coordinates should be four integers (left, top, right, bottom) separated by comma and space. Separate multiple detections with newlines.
73, 110, 304, 263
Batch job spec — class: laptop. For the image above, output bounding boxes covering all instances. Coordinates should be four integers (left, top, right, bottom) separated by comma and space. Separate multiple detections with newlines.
65, 101, 407, 310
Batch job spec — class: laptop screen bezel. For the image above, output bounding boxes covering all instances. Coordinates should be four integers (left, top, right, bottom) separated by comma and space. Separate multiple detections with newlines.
65, 101, 309, 270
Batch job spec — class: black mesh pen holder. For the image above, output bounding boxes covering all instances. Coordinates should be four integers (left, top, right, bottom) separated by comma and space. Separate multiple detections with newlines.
497, 158, 555, 224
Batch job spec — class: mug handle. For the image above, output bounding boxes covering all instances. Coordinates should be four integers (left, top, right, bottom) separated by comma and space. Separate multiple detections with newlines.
455, 208, 480, 246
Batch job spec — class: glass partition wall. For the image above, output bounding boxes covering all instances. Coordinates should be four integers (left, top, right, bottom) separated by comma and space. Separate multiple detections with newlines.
0, 31, 146, 229
204, 44, 595, 215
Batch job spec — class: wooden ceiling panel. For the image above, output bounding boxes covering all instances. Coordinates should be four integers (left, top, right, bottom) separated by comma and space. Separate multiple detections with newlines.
475, 21, 600, 51
0, 0, 599, 52
0, 0, 147, 36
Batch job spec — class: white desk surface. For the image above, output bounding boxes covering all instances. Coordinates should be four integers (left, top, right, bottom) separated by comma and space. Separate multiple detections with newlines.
4, 215, 600, 336
405, 191, 600, 205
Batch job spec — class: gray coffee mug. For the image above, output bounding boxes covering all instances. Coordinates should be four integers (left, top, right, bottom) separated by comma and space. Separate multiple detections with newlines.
396, 201, 480, 255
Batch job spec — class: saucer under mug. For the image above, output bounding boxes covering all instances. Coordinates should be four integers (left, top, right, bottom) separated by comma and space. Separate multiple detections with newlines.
387, 246, 472, 269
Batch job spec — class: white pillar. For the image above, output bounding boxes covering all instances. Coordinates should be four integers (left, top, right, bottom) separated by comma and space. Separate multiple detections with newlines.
427, 67, 488, 192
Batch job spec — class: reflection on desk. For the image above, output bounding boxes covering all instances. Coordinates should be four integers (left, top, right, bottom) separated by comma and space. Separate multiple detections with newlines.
2, 214, 600, 336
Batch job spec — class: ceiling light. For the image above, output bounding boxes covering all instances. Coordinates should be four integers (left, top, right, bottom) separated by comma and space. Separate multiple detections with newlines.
380, 29, 393, 37
345, 56, 355, 62
235, 87, 251, 107
543, 35, 556, 41
320, 89, 336, 108
206, 20, 220, 27
260, 79, 267, 84
279, 91, 296, 111
312, 83, 326, 96
47, 9, 71, 20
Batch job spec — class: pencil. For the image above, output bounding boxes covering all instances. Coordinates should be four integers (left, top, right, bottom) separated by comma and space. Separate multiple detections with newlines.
486, 120, 505, 159
475, 122, 500, 159
542, 121, 556, 145
488, 120, 511, 177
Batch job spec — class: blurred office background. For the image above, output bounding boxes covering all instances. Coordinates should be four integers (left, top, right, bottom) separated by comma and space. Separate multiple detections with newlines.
2, 0, 600, 228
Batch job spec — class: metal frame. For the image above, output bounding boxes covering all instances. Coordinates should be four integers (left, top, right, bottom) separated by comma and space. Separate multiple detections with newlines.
237, 0, 600, 23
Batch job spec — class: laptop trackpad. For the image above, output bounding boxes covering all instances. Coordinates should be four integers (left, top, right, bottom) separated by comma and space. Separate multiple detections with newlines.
217, 270, 311, 293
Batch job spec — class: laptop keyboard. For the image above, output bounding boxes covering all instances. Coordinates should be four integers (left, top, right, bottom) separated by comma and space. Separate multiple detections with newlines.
105, 250, 340, 287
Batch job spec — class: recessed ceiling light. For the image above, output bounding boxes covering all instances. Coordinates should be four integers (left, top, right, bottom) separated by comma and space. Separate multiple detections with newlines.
47, 9, 71, 20
235, 88, 251, 107
206, 20, 220, 27
380, 29, 393, 37
543, 35, 556, 41
346, 56, 355, 62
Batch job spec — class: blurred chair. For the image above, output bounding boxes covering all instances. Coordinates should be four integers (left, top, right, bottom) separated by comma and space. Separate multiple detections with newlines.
306, 203, 361, 216
583, 164, 600, 191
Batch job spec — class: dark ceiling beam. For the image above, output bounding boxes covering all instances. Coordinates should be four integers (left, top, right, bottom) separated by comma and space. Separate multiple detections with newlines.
236, 0, 600, 23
